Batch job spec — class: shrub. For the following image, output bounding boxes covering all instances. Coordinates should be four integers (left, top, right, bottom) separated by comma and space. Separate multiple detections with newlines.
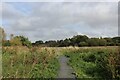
82, 53, 96, 63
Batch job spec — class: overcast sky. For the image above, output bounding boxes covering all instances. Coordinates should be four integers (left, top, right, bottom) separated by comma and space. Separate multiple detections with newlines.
1, 2, 118, 42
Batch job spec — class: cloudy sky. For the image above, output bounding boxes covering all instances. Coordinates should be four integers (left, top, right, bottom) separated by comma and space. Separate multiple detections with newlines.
1, 2, 118, 42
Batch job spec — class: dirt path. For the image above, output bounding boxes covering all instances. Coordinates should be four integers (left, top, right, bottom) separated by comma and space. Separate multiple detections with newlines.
58, 55, 76, 78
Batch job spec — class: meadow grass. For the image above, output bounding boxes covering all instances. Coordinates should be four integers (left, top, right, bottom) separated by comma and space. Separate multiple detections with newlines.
63, 46, 120, 79
2, 46, 120, 79
2, 46, 60, 78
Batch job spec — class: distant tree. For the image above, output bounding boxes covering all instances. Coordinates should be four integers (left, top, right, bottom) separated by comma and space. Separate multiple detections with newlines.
104, 38, 114, 46
45, 40, 57, 47
99, 38, 107, 46
112, 37, 120, 46
57, 40, 64, 47
35, 40, 43, 46
10, 36, 31, 47
10, 36, 22, 46
70, 37, 77, 46
18, 36, 32, 47
71, 35, 89, 46
87, 38, 99, 46
63, 38, 71, 46
79, 41, 88, 47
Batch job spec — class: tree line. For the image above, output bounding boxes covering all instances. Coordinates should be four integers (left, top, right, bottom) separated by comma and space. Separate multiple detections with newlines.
1, 27, 120, 47
33, 35, 120, 47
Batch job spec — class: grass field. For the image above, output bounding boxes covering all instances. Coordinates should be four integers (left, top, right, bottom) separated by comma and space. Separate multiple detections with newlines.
64, 46, 120, 78
2, 47, 60, 78
2, 46, 120, 79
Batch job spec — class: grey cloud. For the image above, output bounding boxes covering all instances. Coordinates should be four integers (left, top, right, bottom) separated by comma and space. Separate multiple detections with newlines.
2, 2, 118, 42
2, 3, 25, 20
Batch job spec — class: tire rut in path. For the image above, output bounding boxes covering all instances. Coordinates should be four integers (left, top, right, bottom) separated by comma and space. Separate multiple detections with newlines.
58, 55, 76, 78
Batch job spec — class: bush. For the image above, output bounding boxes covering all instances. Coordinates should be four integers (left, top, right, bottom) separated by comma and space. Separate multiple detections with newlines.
82, 53, 96, 63
2, 47, 59, 78
63, 47, 119, 79
79, 42, 88, 47
95, 50, 120, 79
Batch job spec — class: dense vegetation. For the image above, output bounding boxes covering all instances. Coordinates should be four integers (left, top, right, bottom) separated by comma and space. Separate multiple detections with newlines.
33, 35, 120, 47
64, 47, 120, 79
1, 27, 120, 79
2, 46, 120, 79
2, 47, 60, 78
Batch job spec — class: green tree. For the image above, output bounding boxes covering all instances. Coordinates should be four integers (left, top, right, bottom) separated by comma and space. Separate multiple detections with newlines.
71, 35, 89, 46
10, 36, 22, 46
104, 38, 114, 46
18, 36, 32, 47
79, 41, 88, 47
112, 37, 120, 46
87, 38, 99, 46
35, 40, 43, 46
10, 36, 31, 47
45, 40, 57, 47
63, 38, 71, 46
99, 38, 107, 46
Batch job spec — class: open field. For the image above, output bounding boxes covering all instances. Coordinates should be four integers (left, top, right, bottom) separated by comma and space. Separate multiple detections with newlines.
2, 46, 120, 79
2, 46, 60, 78
1, 1, 119, 79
